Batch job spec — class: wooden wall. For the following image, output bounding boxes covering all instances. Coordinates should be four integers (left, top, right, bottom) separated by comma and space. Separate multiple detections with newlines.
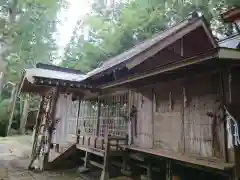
130, 88, 153, 148
53, 93, 79, 144
230, 67, 240, 178
130, 72, 226, 160
153, 80, 182, 152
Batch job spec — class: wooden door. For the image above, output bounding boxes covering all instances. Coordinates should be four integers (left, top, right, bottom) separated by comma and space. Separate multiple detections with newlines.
132, 88, 153, 148
153, 81, 183, 153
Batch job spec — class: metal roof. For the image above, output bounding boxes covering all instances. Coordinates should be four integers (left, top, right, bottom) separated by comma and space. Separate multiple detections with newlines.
219, 34, 240, 49
24, 68, 88, 84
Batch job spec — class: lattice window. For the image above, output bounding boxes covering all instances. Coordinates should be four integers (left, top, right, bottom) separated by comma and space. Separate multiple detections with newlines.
78, 99, 98, 135
99, 91, 128, 137
78, 92, 129, 137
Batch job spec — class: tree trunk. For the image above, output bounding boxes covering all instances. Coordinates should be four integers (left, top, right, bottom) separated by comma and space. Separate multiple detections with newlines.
6, 84, 17, 136
0, 72, 4, 96
19, 94, 29, 134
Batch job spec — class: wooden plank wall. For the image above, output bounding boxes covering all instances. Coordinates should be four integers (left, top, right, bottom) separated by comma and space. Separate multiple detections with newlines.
130, 88, 153, 148
131, 72, 226, 160
53, 93, 79, 144
183, 73, 224, 159
230, 68, 240, 178
153, 80, 182, 152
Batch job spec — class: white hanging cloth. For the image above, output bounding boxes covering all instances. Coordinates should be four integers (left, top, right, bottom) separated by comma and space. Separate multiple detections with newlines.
224, 106, 240, 148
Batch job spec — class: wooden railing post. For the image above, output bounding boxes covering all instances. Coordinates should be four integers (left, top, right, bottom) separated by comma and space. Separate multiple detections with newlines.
100, 127, 110, 180
121, 134, 132, 176
77, 129, 80, 143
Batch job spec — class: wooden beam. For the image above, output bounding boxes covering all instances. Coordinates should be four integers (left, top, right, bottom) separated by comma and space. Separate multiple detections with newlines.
80, 157, 104, 169
218, 48, 240, 60
122, 145, 234, 170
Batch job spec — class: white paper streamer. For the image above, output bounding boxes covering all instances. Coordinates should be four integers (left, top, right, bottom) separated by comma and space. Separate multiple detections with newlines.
224, 106, 240, 148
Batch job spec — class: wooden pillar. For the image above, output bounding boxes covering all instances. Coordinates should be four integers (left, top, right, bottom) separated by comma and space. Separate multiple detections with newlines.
44, 88, 59, 169
100, 128, 110, 180
96, 95, 101, 136
140, 159, 152, 180
78, 151, 90, 173
76, 97, 81, 138
166, 159, 172, 180
121, 134, 132, 176
220, 70, 228, 163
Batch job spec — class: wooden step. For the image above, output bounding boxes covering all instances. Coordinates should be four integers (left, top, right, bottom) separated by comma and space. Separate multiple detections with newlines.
48, 143, 77, 165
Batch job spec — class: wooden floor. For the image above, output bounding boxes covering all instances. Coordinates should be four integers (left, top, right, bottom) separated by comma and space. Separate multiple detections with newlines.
122, 145, 234, 170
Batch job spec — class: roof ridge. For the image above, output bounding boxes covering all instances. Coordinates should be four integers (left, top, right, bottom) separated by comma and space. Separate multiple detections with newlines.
36, 63, 85, 75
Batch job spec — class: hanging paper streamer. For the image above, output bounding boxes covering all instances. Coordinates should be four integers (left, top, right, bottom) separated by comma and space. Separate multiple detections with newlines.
224, 106, 240, 148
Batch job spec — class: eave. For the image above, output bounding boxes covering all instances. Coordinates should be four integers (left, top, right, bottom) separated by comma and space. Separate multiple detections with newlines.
100, 48, 240, 89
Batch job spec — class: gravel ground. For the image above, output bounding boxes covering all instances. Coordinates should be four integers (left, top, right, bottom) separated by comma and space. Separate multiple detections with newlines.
0, 135, 83, 180
0, 135, 131, 180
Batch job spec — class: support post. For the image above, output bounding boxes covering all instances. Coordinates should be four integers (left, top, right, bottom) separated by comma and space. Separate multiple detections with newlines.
100, 128, 110, 180
78, 151, 90, 173
166, 159, 172, 180
140, 159, 152, 180
96, 95, 101, 136
121, 134, 132, 176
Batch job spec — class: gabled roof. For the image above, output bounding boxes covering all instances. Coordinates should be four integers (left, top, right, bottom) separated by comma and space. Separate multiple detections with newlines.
87, 14, 217, 78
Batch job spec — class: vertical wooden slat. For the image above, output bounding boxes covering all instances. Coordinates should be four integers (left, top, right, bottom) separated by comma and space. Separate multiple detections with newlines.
152, 88, 156, 149
220, 69, 229, 163
96, 95, 101, 136
76, 97, 81, 136
101, 128, 110, 180
181, 87, 185, 154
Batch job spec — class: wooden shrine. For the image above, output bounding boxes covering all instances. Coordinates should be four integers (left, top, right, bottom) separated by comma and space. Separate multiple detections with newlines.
20, 12, 240, 180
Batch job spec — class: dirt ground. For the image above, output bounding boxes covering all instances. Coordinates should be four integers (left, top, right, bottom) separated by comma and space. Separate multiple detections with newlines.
0, 135, 83, 180
0, 135, 130, 180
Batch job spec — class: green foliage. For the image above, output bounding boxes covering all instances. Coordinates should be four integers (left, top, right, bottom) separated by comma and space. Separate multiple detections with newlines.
5, 0, 63, 83
60, 0, 240, 73
0, 0, 64, 135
